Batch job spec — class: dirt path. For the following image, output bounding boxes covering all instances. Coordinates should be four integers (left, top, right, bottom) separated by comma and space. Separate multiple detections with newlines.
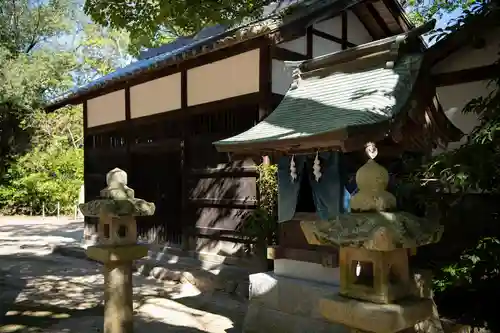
0, 217, 247, 332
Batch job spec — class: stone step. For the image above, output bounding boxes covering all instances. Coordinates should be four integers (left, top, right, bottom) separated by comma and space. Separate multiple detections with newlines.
135, 257, 252, 299
53, 243, 257, 299
146, 245, 263, 271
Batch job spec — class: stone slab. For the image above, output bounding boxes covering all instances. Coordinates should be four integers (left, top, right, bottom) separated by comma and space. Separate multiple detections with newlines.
243, 301, 349, 333
249, 272, 342, 321
320, 294, 433, 333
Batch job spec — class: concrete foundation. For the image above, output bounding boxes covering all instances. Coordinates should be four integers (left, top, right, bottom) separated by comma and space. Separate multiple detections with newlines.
243, 272, 349, 333
274, 259, 340, 284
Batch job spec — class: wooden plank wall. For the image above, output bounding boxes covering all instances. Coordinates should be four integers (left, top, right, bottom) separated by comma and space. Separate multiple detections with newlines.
84, 100, 261, 246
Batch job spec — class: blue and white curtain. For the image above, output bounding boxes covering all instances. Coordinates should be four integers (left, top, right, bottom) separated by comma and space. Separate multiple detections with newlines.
277, 152, 351, 222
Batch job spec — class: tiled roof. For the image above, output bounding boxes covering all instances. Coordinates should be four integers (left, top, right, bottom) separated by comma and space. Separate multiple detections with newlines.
213, 21, 438, 153
47, 0, 360, 110
214, 53, 423, 151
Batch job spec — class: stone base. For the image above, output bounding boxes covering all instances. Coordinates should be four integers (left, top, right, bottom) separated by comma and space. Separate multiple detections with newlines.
243, 272, 349, 333
320, 294, 433, 333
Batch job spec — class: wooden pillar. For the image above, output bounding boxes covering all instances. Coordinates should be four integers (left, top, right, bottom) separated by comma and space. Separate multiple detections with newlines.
180, 69, 190, 251
124, 87, 132, 174
82, 100, 98, 243
341, 11, 348, 50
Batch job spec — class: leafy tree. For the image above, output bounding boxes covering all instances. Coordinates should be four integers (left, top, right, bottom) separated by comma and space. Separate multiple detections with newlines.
0, 0, 75, 55
0, 0, 131, 214
83, 0, 271, 55
404, 0, 500, 329
402, 0, 477, 26
0, 0, 78, 160
0, 106, 84, 214
72, 23, 133, 85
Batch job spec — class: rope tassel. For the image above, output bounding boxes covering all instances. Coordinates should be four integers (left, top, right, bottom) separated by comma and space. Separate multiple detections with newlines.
290, 155, 297, 182
313, 151, 322, 182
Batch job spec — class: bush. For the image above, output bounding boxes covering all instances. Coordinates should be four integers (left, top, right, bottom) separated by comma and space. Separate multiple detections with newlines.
0, 107, 83, 215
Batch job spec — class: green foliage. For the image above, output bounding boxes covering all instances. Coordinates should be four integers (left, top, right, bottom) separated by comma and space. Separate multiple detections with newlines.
73, 23, 132, 85
83, 0, 270, 55
0, 0, 131, 215
0, 0, 75, 55
242, 163, 278, 245
405, 1, 500, 329
403, 0, 477, 26
0, 107, 83, 214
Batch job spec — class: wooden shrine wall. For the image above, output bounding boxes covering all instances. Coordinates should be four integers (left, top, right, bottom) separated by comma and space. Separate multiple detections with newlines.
84, 100, 260, 246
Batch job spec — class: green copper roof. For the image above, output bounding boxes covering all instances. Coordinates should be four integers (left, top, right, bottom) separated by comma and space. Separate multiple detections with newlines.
214, 53, 423, 152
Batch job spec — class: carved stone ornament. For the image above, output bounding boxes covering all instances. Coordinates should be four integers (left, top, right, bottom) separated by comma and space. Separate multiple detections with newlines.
349, 143, 397, 212
79, 168, 155, 217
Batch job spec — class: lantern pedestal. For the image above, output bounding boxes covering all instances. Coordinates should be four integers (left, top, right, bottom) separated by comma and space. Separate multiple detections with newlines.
87, 244, 148, 333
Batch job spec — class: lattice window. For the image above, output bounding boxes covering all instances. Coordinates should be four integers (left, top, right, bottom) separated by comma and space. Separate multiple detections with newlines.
133, 117, 185, 145
86, 130, 127, 149
187, 106, 259, 137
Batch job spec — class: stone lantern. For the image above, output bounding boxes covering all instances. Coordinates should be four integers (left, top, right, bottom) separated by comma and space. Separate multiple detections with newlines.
79, 168, 155, 333
300, 143, 443, 333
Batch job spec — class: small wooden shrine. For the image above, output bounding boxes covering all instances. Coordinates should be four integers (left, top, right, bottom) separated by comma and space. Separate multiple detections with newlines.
215, 19, 460, 268
45, 0, 415, 255
213, 19, 461, 333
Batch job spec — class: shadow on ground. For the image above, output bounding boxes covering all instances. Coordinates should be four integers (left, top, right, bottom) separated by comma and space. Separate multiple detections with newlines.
1, 302, 218, 332
0, 250, 245, 333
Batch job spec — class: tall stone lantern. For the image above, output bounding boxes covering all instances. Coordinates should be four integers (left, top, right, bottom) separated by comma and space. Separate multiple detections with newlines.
79, 168, 155, 333
300, 143, 444, 333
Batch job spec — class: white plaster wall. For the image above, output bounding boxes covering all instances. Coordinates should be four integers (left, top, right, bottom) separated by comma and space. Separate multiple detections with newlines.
434, 80, 495, 152
279, 36, 307, 55
432, 28, 500, 152
272, 12, 372, 95
346, 11, 372, 45
313, 12, 372, 45
130, 73, 181, 118
187, 49, 260, 106
271, 59, 294, 95
313, 16, 341, 36
433, 27, 500, 74
312, 35, 342, 58
87, 90, 126, 127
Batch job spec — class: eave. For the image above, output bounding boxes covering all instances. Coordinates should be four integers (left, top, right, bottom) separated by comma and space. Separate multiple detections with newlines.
213, 20, 462, 156
45, 0, 412, 112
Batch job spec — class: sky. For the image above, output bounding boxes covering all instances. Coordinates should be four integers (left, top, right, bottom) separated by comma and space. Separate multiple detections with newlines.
420, 7, 463, 45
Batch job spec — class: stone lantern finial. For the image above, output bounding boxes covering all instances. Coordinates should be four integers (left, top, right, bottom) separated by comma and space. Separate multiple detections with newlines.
349, 142, 397, 212
100, 168, 135, 200
107, 167, 128, 186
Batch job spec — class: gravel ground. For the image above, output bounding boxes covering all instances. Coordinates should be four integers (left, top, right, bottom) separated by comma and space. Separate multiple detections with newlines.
0, 216, 247, 333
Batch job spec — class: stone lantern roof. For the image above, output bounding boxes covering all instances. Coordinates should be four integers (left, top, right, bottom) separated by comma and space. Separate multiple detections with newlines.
79, 168, 156, 217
